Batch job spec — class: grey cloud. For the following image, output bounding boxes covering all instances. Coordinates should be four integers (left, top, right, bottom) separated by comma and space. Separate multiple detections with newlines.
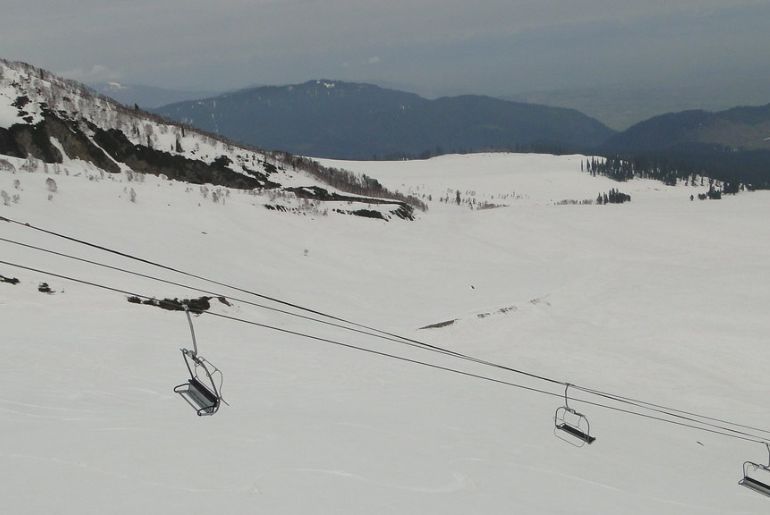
59, 64, 122, 83
1, 0, 768, 100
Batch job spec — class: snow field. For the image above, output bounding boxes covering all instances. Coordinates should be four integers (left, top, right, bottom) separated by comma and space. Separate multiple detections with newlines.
1, 152, 769, 514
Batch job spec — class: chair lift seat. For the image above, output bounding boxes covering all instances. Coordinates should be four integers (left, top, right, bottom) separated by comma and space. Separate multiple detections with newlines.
175, 308, 224, 416
175, 378, 219, 415
556, 422, 596, 444
740, 475, 770, 497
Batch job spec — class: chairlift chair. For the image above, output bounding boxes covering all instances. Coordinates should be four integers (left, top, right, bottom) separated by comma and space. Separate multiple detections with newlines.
173, 307, 225, 416
554, 384, 596, 446
739, 444, 770, 498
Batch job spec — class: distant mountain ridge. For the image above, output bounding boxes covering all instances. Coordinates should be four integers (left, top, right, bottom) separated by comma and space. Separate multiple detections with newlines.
75, 73, 770, 190
154, 80, 616, 159
507, 80, 770, 131
596, 103, 770, 189
604, 103, 770, 153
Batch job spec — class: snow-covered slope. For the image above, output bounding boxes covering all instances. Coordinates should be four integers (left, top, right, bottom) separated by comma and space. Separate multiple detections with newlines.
1, 148, 769, 514
0, 59, 416, 221
0, 60, 245, 168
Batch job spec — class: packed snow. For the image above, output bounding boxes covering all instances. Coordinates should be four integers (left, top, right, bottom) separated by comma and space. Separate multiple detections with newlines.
1, 152, 769, 514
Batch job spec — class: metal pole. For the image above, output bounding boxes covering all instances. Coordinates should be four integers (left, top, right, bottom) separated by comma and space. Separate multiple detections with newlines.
766, 443, 770, 467
184, 306, 198, 356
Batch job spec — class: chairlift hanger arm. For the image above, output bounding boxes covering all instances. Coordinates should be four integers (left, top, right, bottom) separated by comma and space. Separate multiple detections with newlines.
176, 306, 225, 415
183, 305, 199, 356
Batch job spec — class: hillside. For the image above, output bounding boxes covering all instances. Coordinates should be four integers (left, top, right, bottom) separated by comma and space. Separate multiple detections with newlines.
0, 59, 418, 221
1, 150, 769, 514
154, 80, 615, 159
605, 104, 770, 153
586, 104, 770, 189
508, 80, 770, 131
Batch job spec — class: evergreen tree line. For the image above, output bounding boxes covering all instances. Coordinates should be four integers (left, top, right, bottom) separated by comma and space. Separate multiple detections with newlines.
581, 145, 770, 193
596, 188, 631, 205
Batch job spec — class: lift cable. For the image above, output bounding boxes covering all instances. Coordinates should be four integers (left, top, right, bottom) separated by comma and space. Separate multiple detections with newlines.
1, 217, 768, 439
0, 257, 767, 445
572, 385, 770, 438
2, 238, 768, 441
0, 217, 558, 378
0, 236, 475, 361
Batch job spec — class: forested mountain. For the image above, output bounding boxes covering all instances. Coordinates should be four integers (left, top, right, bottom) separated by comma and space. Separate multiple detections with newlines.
154, 80, 615, 159
604, 104, 770, 153
595, 104, 770, 189
507, 80, 770, 131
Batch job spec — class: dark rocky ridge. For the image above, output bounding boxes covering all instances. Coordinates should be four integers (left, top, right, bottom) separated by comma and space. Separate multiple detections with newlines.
91, 127, 269, 189
0, 108, 268, 189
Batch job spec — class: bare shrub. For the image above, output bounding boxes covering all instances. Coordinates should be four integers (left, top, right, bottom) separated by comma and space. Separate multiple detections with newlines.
0, 159, 15, 172
45, 177, 58, 192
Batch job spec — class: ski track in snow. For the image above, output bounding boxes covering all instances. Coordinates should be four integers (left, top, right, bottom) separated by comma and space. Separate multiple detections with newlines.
290, 468, 472, 494
2, 453, 252, 494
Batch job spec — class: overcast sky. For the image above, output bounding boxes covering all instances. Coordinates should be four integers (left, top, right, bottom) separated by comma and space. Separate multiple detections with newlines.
3, 0, 769, 97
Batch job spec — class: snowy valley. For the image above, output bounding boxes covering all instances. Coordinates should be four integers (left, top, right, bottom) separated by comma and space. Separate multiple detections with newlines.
1, 61, 770, 515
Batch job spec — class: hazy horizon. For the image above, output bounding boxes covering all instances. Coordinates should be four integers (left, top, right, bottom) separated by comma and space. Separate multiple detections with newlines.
3, 1, 768, 99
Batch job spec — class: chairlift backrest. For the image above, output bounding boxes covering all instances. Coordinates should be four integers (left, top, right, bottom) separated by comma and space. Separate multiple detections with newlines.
740, 473, 770, 498
174, 349, 222, 416
173, 307, 225, 416
554, 384, 596, 446
555, 406, 595, 445
740, 446, 770, 499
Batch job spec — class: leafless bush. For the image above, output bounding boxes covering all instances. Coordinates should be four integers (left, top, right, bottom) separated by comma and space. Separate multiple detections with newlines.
555, 199, 594, 206
0, 159, 15, 172
45, 177, 57, 192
